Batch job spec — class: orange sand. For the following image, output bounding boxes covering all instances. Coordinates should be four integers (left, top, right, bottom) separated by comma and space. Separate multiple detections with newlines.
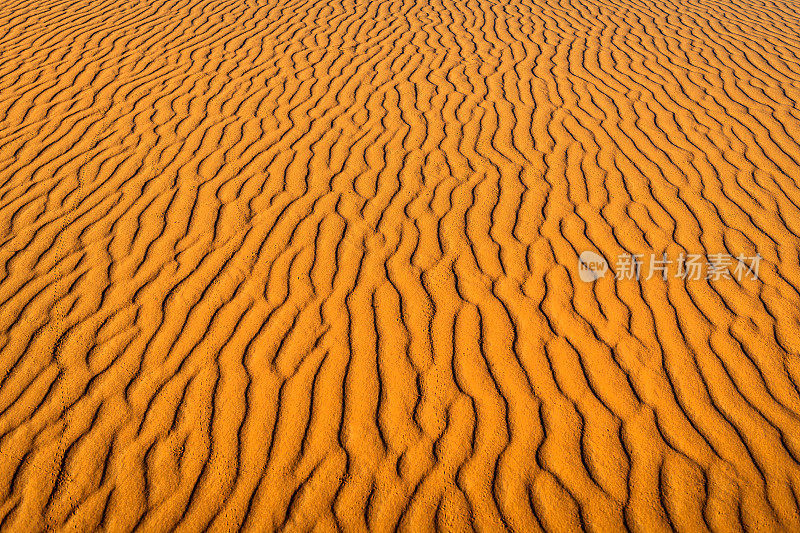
1, 0, 800, 528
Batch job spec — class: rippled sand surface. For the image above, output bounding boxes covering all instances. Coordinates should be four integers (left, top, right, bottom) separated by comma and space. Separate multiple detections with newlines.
1, 0, 800, 528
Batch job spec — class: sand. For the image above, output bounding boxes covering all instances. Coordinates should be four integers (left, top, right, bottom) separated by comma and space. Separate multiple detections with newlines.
0, 0, 800, 528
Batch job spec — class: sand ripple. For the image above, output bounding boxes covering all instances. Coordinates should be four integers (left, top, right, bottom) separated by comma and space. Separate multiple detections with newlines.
1, 0, 800, 528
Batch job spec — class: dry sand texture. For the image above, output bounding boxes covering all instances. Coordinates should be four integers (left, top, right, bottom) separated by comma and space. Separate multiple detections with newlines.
1, 0, 800, 528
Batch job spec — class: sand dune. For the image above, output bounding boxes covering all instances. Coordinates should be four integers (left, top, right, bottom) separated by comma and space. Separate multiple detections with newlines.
1, 0, 800, 528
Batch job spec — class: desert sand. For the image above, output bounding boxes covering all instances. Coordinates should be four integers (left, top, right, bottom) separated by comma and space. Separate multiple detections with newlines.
0, 0, 800, 528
